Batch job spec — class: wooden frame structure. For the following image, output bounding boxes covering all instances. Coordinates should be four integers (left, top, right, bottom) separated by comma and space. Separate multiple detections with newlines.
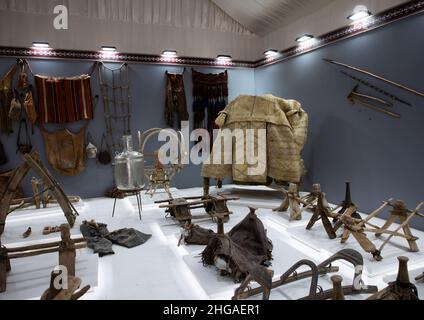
156, 193, 239, 225
138, 129, 185, 199
273, 183, 302, 221
337, 200, 423, 260
232, 249, 378, 300
305, 189, 339, 239
0, 224, 86, 293
0, 151, 79, 245
8, 177, 81, 212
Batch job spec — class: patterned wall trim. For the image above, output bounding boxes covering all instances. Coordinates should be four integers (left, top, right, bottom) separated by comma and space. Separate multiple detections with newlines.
0, 1, 422, 69
254, 0, 424, 68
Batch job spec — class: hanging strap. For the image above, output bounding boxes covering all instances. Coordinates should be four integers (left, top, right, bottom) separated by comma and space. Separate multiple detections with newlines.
87, 131, 95, 145
16, 119, 32, 153
22, 58, 98, 77
100, 133, 111, 152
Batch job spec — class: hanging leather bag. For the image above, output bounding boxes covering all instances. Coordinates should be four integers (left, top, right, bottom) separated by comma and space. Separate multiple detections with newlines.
97, 134, 112, 165
24, 89, 37, 124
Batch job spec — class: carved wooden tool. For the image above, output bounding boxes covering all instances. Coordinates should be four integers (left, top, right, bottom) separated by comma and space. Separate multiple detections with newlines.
338, 181, 361, 218
324, 58, 424, 98
347, 86, 401, 119
0, 224, 86, 293
40, 269, 90, 300
273, 183, 303, 221
156, 193, 238, 225
331, 275, 346, 300
368, 256, 419, 300
233, 249, 377, 300
351, 89, 393, 107
301, 184, 321, 209
337, 205, 383, 261
306, 191, 337, 239
340, 71, 412, 107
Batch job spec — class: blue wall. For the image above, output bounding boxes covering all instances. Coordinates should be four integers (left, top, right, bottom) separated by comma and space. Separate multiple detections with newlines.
0, 59, 255, 198
255, 13, 424, 229
1, 13, 423, 230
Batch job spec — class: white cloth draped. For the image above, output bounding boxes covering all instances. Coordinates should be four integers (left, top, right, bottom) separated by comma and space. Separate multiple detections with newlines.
0, 0, 253, 35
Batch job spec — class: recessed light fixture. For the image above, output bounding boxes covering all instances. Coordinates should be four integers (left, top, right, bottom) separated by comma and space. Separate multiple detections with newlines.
217, 55, 232, 62
264, 49, 279, 57
32, 42, 50, 49
101, 46, 117, 52
162, 50, 178, 57
348, 5, 372, 21
295, 34, 314, 43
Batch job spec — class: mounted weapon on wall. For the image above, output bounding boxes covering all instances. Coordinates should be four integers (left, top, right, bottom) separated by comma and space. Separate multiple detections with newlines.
347, 85, 401, 119
324, 58, 424, 98
340, 71, 412, 107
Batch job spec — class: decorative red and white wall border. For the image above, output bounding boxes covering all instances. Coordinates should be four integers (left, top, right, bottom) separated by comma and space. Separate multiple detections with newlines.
254, 0, 424, 68
0, 0, 422, 69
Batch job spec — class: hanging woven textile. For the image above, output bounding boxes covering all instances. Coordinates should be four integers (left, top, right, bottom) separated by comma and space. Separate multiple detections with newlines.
98, 63, 131, 155
34, 74, 94, 124
0, 64, 17, 135
165, 71, 189, 129
192, 70, 228, 134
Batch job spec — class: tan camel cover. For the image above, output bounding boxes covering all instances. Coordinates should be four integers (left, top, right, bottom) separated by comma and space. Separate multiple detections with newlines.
202, 94, 308, 184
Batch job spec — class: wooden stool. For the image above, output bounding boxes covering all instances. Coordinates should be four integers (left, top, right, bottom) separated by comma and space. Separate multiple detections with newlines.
112, 189, 143, 220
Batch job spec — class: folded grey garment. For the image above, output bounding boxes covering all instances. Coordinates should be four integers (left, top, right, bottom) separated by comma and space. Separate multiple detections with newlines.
80, 220, 110, 238
86, 236, 115, 257
107, 228, 152, 248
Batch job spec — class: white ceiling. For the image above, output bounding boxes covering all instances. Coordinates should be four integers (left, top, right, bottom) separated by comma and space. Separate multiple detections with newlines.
212, 0, 335, 36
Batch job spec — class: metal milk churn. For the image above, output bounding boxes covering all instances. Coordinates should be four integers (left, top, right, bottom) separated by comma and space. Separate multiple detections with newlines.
113, 135, 145, 191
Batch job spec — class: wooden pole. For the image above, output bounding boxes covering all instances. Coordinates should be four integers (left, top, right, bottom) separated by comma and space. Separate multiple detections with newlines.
324, 59, 424, 98
6, 238, 85, 253
0, 247, 9, 293
8, 243, 86, 260
58, 224, 76, 276
331, 275, 346, 300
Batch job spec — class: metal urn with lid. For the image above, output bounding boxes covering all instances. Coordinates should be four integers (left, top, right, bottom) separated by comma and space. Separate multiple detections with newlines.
113, 135, 145, 191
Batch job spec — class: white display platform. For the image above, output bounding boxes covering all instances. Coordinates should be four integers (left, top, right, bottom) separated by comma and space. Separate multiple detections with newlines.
0, 200, 98, 300
1, 185, 423, 300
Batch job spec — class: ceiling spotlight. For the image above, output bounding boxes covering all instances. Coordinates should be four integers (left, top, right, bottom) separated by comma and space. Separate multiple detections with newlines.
162, 50, 178, 57
217, 55, 232, 62
295, 34, 314, 43
348, 5, 372, 21
264, 49, 279, 57
101, 46, 117, 52
32, 42, 50, 49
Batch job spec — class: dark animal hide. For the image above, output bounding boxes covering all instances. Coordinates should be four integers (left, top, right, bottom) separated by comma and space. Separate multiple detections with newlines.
201, 208, 273, 287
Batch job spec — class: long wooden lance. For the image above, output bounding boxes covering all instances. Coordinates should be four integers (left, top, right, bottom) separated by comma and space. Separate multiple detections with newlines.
324, 59, 424, 98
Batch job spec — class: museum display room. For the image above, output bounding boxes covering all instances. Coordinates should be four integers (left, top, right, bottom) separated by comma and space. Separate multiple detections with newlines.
0, 0, 423, 304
